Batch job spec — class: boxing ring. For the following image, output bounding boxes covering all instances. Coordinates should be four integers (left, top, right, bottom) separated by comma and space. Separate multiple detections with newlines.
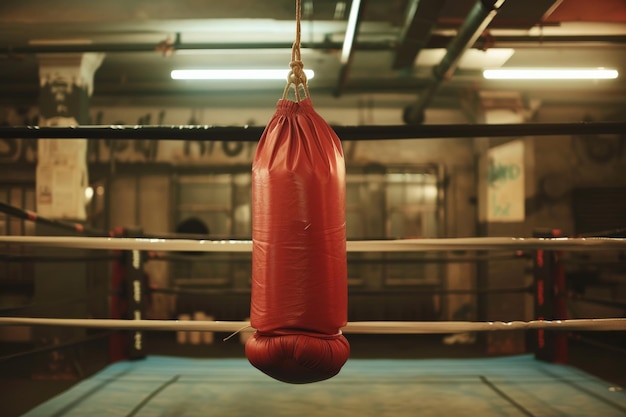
3, 0, 626, 407
0, 226, 625, 416
1, 113, 626, 416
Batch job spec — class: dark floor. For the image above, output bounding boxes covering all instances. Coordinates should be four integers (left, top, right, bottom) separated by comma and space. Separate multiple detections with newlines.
1, 332, 624, 417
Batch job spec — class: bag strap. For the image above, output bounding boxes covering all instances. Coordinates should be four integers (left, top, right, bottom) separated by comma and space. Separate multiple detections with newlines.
282, 0, 311, 102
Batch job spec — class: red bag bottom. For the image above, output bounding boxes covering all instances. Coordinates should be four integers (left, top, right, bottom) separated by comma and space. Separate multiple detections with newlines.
245, 332, 350, 384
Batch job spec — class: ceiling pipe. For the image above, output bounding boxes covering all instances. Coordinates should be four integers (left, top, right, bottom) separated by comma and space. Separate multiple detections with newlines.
393, 0, 448, 70
1, 40, 397, 55
403, 0, 506, 125
334, 0, 367, 98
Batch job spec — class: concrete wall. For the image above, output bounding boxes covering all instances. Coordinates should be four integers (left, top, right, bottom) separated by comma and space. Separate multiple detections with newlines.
532, 107, 626, 234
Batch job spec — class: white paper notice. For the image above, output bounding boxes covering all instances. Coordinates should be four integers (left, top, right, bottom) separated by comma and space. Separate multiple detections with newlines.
486, 140, 525, 222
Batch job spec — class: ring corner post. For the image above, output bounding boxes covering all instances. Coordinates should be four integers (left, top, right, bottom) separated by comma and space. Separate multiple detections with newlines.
109, 227, 147, 362
532, 228, 568, 364
124, 227, 147, 360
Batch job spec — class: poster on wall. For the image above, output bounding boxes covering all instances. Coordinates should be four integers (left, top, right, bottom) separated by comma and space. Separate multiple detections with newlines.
36, 118, 88, 220
483, 140, 525, 222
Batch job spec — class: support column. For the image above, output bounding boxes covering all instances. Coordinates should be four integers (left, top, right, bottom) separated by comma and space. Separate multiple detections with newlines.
36, 52, 104, 220
31, 53, 104, 378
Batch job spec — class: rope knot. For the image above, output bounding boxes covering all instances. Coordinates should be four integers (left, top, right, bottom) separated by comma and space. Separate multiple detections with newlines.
281, 0, 310, 102
289, 60, 306, 84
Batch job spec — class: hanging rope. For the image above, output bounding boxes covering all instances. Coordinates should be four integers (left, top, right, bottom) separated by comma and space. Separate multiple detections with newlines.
282, 0, 311, 101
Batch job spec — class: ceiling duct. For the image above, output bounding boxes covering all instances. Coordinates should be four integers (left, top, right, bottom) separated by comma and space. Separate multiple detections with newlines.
393, 0, 448, 70
403, 0, 506, 125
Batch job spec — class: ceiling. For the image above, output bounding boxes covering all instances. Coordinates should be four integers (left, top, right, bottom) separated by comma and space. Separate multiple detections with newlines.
1, 0, 625, 122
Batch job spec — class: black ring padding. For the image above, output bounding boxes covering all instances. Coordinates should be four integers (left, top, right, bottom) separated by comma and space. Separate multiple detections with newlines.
0, 121, 625, 140
562, 259, 626, 267
151, 285, 532, 297
453, 286, 533, 294
0, 201, 227, 242
569, 295, 626, 309
0, 254, 121, 263
0, 202, 109, 237
0, 331, 114, 363
147, 252, 530, 263
0, 201, 210, 242
151, 287, 250, 296
346, 254, 530, 264
578, 227, 626, 238
0, 297, 89, 314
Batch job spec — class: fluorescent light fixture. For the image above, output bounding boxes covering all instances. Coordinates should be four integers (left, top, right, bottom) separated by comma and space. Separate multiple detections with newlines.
416, 48, 515, 69
29, 38, 93, 45
340, 0, 361, 63
483, 68, 619, 80
171, 69, 314, 80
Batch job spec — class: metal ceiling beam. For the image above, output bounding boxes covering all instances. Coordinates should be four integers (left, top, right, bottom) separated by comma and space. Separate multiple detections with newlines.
1, 35, 624, 55
404, 0, 507, 125
1, 41, 388, 55
0, 0, 307, 22
393, 0, 448, 70
334, 0, 367, 98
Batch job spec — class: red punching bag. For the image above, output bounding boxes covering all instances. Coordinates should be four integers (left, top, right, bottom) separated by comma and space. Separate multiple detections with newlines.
245, 59, 349, 383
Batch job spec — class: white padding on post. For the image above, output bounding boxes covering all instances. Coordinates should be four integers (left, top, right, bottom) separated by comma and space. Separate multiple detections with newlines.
177, 314, 190, 344
195, 312, 214, 344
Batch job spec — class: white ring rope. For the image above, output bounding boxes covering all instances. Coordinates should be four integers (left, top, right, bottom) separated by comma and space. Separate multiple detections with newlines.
1, 236, 625, 252
0, 317, 624, 333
